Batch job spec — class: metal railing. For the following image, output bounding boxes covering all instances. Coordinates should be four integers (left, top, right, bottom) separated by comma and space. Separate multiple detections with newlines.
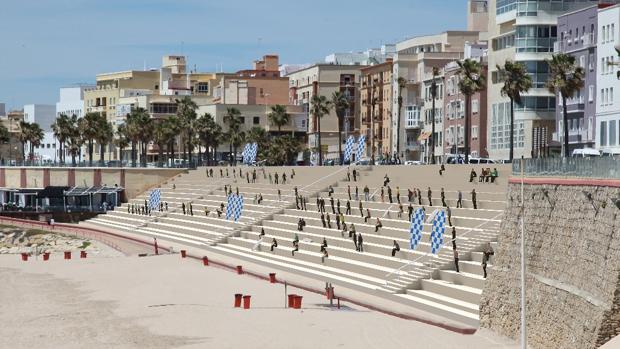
0, 160, 197, 169
512, 157, 620, 179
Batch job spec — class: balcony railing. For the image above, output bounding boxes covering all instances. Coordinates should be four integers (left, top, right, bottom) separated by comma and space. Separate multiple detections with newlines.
512, 157, 620, 179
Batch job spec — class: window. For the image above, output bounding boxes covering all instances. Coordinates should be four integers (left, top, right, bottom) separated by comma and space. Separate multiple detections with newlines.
589, 86, 594, 102
611, 88, 615, 105
472, 126, 479, 140
610, 120, 617, 146
579, 56, 585, 69
601, 121, 608, 146
239, 117, 245, 124
613, 24, 616, 42
253, 116, 260, 125
472, 100, 479, 114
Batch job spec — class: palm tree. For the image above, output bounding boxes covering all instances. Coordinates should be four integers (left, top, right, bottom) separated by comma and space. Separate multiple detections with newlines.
456, 59, 486, 164
396, 77, 407, 161
266, 135, 300, 166
332, 91, 350, 164
546, 53, 585, 158
310, 95, 332, 166
268, 105, 290, 134
176, 96, 198, 163
164, 115, 181, 165
78, 112, 101, 166
17, 121, 30, 162
114, 124, 129, 167
95, 119, 114, 165
370, 85, 379, 164
246, 126, 269, 161
223, 107, 243, 165
125, 108, 149, 167
497, 61, 533, 162
51, 113, 72, 164
27, 123, 44, 162
430, 67, 440, 164
153, 119, 174, 167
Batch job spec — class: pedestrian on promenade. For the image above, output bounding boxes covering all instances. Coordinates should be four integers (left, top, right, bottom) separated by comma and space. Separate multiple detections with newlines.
391, 240, 400, 257
471, 189, 477, 209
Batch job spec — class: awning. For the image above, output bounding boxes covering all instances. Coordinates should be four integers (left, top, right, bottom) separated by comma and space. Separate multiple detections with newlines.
37, 186, 70, 199
64, 186, 124, 197
418, 132, 431, 141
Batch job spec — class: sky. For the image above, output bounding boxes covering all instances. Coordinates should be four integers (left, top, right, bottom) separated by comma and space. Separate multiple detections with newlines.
0, 0, 467, 110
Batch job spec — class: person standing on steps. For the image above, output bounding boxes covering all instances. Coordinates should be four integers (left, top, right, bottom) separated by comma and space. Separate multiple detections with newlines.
381, 187, 385, 203
439, 163, 446, 176
454, 249, 460, 273
182, 202, 186, 215
278, 189, 282, 201
355, 186, 359, 201
451, 226, 457, 250
337, 199, 341, 214
446, 206, 452, 226
441, 188, 447, 207
320, 237, 328, 253
398, 202, 404, 219
316, 196, 321, 213
328, 185, 334, 197
482, 243, 494, 278
457, 190, 463, 208
359, 200, 364, 217
352, 169, 357, 182
246, 172, 250, 184
396, 186, 401, 204
274, 172, 279, 185
347, 169, 351, 182
336, 213, 341, 230
417, 188, 422, 205
364, 185, 370, 201
220, 168, 223, 178
270, 238, 278, 252
357, 232, 364, 252
388, 186, 393, 203
469, 168, 477, 183
347, 185, 352, 200
321, 212, 327, 228
282, 173, 287, 185
269, 173, 273, 184
471, 189, 478, 210
330, 196, 335, 214
346, 200, 351, 215
383, 174, 390, 187
326, 212, 332, 229
189, 203, 193, 216
391, 240, 400, 257
408, 189, 413, 203
408, 203, 413, 221
427, 187, 433, 206
349, 223, 357, 249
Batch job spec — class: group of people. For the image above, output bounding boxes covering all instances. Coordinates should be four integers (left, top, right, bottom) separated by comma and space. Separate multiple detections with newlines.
469, 168, 499, 183
127, 200, 168, 216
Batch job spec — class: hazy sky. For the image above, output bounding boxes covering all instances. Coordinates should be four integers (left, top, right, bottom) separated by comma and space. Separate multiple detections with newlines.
0, 0, 467, 110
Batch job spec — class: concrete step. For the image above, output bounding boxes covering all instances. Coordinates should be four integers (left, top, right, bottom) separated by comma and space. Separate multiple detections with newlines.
420, 279, 482, 304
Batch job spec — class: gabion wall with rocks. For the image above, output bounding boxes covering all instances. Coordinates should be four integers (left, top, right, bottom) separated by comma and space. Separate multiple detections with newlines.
479, 182, 620, 349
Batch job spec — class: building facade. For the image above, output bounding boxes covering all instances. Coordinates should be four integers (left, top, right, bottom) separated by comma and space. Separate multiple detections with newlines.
596, 3, 620, 154
359, 59, 394, 161
287, 64, 363, 163
555, 5, 600, 153
23, 104, 57, 161
487, 0, 603, 160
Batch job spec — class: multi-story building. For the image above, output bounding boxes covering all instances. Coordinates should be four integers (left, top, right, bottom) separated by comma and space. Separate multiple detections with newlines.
359, 59, 394, 161
443, 55, 489, 159
555, 5, 600, 154
487, 0, 604, 160
325, 45, 396, 66
392, 31, 481, 162
56, 85, 92, 118
596, 3, 620, 154
0, 110, 24, 161
287, 64, 363, 163
23, 104, 56, 161
213, 55, 289, 106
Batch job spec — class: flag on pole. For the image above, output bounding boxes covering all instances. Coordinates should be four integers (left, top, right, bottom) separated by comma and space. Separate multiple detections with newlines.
430, 210, 447, 254
356, 135, 366, 161
148, 189, 161, 210
409, 208, 425, 250
344, 136, 355, 162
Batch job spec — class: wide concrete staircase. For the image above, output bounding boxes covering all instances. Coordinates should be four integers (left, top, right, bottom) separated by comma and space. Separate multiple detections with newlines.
84, 164, 508, 327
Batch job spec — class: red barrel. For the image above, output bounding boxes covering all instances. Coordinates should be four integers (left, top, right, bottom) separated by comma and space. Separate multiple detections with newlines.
80, 251, 87, 259
242, 295, 251, 309
236, 265, 243, 274
234, 294, 242, 308
180, 250, 187, 258
64, 251, 71, 260
202, 256, 209, 266
293, 295, 303, 309
288, 294, 297, 308
43, 253, 50, 261
20, 253, 28, 261
269, 273, 276, 283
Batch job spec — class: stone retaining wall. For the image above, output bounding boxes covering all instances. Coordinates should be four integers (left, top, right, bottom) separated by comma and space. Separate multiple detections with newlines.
479, 180, 620, 349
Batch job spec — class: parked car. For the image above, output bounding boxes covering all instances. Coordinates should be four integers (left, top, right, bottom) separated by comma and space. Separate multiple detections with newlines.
468, 157, 496, 164
572, 148, 601, 158
404, 160, 424, 165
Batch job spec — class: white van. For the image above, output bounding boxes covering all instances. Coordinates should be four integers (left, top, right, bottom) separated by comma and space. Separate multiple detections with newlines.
468, 157, 496, 164
571, 149, 601, 158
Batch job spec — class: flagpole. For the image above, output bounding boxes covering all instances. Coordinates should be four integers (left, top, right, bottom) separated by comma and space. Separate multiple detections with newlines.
520, 156, 527, 349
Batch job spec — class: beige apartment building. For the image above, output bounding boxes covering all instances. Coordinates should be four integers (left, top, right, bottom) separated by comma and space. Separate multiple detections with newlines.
392, 31, 481, 162
287, 64, 364, 163
359, 59, 394, 160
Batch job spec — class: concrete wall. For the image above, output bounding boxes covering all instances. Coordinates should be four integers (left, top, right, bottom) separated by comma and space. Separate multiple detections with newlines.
479, 178, 620, 349
1, 167, 186, 200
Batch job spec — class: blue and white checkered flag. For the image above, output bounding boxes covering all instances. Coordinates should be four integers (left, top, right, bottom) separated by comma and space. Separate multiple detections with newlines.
409, 208, 425, 250
356, 135, 366, 161
343, 136, 355, 162
225, 194, 233, 220
242, 143, 251, 164
247, 143, 258, 164
430, 210, 447, 254
233, 195, 244, 222
149, 189, 161, 210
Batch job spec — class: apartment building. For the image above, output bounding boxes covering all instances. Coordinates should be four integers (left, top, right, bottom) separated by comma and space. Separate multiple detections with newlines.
392, 31, 481, 162
596, 3, 620, 154
0, 110, 24, 161
555, 5, 600, 154
359, 59, 394, 161
213, 55, 289, 106
443, 57, 489, 159
23, 104, 56, 161
287, 64, 363, 163
487, 0, 603, 160
325, 45, 396, 65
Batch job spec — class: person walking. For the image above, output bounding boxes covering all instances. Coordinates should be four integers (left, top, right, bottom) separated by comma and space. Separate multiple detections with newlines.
269, 173, 273, 184
398, 203, 404, 219
441, 188, 447, 207
471, 189, 477, 210
246, 172, 250, 184
396, 186, 401, 204
274, 172, 279, 185
355, 186, 359, 201
350, 224, 357, 249
346, 200, 351, 215
321, 213, 327, 228
326, 212, 332, 229
352, 169, 357, 182
282, 173, 287, 184
457, 190, 463, 208
391, 240, 400, 257
337, 199, 341, 214
278, 189, 282, 201
182, 202, 186, 215
417, 188, 422, 205
408, 189, 413, 203
427, 187, 433, 206
482, 243, 494, 278
320, 237, 328, 253
447, 206, 452, 226
469, 168, 477, 183
303, 196, 308, 211
189, 203, 193, 216
357, 232, 364, 252
364, 208, 371, 223
270, 238, 278, 252
364, 185, 370, 201
335, 213, 341, 230
330, 196, 335, 214
291, 240, 299, 256
383, 174, 390, 187
408, 203, 413, 221
380, 187, 385, 203
347, 185, 352, 200
387, 186, 393, 203
451, 226, 457, 250
358, 200, 364, 217
347, 169, 351, 182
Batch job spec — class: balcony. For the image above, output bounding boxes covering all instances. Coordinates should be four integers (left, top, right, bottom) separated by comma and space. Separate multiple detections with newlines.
405, 120, 423, 129
554, 33, 596, 53
405, 141, 422, 152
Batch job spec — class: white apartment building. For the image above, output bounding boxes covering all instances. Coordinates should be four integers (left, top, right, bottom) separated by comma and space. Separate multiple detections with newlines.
56, 85, 92, 118
325, 45, 396, 66
23, 104, 56, 161
487, 0, 602, 160
596, 4, 620, 154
